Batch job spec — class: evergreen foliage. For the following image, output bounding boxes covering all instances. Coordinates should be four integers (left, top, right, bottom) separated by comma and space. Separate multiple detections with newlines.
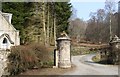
2, 2, 72, 45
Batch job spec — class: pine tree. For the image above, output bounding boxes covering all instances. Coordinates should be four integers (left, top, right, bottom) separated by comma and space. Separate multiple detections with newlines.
2, 2, 72, 46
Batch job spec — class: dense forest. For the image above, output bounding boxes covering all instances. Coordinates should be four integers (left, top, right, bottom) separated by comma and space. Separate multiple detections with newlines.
2, 2, 72, 46
2, 0, 119, 45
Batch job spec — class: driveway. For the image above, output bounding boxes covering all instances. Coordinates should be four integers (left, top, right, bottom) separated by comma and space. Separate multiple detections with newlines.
64, 54, 118, 75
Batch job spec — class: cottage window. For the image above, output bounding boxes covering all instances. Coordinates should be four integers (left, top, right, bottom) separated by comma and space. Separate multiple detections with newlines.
3, 38, 7, 44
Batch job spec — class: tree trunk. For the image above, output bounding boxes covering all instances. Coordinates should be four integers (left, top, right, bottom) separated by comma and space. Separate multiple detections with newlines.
54, 16, 57, 48
42, 2, 47, 46
46, 3, 50, 46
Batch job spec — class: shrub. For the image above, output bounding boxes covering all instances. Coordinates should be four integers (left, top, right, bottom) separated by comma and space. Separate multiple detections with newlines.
7, 44, 53, 75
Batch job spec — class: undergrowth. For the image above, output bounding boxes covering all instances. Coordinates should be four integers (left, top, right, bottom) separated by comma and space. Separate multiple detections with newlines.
7, 44, 53, 75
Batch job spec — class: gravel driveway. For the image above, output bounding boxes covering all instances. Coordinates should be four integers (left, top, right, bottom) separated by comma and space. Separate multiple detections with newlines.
64, 54, 118, 75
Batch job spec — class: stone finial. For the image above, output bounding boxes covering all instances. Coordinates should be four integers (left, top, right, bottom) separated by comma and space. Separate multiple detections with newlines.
110, 35, 120, 43
114, 35, 119, 40
60, 31, 68, 37
57, 31, 71, 41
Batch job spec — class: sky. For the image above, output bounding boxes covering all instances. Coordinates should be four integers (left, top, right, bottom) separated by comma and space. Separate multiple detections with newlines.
70, 0, 119, 21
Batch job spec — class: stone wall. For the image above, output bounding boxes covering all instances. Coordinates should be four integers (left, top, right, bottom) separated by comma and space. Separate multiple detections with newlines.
0, 50, 10, 77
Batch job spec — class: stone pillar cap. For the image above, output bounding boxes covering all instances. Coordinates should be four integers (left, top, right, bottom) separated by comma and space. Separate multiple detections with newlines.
57, 36, 71, 41
109, 35, 120, 44
57, 31, 71, 41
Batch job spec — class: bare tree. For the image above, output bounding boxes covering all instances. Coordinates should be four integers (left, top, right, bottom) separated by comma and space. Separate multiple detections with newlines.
69, 18, 87, 42
105, 0, 115, 40
53, 3, 57, 47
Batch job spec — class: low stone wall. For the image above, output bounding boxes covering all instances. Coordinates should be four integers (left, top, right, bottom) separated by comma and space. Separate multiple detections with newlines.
0, 50, 10, 77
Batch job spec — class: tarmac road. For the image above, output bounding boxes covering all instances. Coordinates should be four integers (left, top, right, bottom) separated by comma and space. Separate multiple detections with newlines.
64, 54, 118, 75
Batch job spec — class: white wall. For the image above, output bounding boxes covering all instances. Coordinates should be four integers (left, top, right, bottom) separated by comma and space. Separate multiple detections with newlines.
0, 12, 20, 50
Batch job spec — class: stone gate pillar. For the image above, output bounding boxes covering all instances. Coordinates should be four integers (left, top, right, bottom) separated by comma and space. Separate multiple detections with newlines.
56, 36, 71, 68
109, 35, 120, 64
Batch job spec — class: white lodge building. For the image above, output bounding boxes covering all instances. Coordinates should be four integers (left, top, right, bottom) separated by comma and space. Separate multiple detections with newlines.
0, 11, 20, 50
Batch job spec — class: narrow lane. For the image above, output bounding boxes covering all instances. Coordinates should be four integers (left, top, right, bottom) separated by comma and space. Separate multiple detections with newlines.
64, 54, 118, 75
